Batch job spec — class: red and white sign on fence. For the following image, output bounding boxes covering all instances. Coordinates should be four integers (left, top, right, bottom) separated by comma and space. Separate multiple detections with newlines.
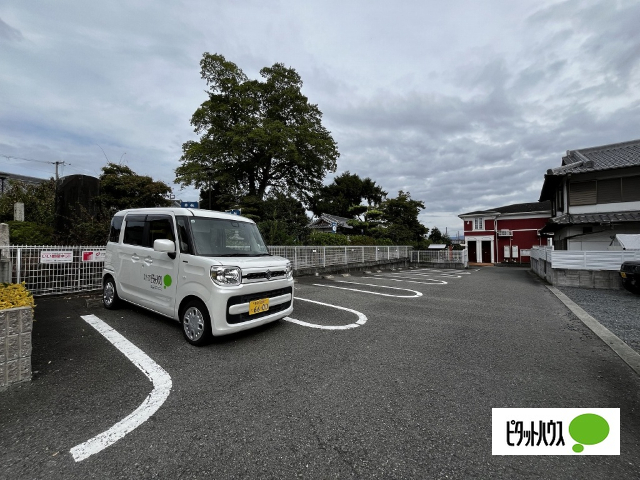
40, 251, 73, 263
82, 250, 106, 262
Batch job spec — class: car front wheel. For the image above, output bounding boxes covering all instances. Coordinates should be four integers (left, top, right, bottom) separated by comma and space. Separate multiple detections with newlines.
103, 277, 121, 309
181, 300, 212, 346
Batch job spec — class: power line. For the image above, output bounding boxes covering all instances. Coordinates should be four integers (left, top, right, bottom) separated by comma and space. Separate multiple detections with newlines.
1, 153, 55, 165
1, 153, 70, 181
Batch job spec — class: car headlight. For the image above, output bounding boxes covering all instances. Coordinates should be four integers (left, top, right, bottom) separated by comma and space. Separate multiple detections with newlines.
285, 261, 293, 279
210, 266, 241, 286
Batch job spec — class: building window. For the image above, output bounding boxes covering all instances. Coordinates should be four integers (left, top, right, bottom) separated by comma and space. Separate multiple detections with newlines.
569, 181, 597, 206
622, 175, 640, 202
597, 178, 622, 204
473, 218, 484, 230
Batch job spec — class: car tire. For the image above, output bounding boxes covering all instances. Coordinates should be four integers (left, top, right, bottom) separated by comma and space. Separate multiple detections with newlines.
622, 280, 640, 295
103, 277, 121, 310
181, 299, 212, 346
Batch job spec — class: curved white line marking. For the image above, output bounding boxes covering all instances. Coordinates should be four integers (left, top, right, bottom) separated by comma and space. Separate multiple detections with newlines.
71, 315, 172, 462
284, 297, 367, 330
314, 281, 422, 298
391, 271, 461, 279
370, 275, 448, 285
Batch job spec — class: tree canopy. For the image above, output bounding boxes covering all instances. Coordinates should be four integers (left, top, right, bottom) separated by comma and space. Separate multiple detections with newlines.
175, 53, 339, 206
97, 163, 172, 213
310, 171, 387, 219
0, 178, 56, 226
372, 191, 429, 245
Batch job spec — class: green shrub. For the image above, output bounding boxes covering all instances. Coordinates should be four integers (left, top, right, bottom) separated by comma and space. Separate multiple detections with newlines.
7, 221, 55, 245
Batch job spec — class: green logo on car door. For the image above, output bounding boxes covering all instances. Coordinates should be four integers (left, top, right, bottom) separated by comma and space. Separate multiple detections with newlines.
163, 275, 172, 289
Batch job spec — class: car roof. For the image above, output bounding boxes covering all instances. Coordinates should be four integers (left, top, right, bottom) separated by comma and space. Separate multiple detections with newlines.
114, 207, 254, 223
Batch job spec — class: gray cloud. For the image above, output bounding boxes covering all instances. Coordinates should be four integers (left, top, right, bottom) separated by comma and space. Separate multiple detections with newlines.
0, 17, 23, 42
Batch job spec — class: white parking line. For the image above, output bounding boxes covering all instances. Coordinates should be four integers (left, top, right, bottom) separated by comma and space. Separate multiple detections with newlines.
390, 271, 462, 279
284, 297, 367, 330
313, 281, 423, 297
371, 275, 448, 285
70, 315, 172, 462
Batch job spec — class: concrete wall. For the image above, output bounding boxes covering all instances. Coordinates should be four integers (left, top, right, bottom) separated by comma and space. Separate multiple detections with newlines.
531, 257, 624, 289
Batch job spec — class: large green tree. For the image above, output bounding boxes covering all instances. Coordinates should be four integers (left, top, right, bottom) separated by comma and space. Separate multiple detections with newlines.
97, 163, 172, 213
310, 171, 387, 219
372, 191, 429, 245
257, 193, 310, 245
175, 53, 339, 206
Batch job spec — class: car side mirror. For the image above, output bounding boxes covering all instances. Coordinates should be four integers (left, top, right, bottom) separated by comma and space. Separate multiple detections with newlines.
154, 239, 176, 259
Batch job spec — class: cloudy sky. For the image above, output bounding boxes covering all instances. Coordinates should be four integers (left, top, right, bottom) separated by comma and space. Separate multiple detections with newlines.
1, 0, 639, 236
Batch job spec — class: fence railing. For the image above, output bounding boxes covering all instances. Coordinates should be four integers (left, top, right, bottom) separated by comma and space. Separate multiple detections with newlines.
268, 245, 411, 270
3, 245, 106, 296
3, 245, 413, 296
530, 246, 553, 262
410, 249, 468, 267
531, 246, 640, 270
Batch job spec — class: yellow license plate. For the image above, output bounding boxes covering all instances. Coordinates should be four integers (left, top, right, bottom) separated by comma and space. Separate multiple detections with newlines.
620, 272, 627, 278
249, 298, 269, 315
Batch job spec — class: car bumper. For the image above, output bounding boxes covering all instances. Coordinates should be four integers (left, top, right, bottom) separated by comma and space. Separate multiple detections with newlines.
205, 278, 294, 335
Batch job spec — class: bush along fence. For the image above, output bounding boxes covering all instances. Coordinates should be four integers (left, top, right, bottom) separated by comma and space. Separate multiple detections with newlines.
2, 245, 468, 297
0, 282, 35, 388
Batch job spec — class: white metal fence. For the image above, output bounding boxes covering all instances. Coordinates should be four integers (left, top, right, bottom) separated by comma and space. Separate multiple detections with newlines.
531, 246, 640, 270
4, 245, 106, 296
410, 249, 468, 267
3, 245, 413, 296
269, 245, 411, 270
530, 246, 553, 262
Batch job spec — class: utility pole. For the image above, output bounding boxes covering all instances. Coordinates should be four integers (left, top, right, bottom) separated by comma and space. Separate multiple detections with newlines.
53, 161, 66, 230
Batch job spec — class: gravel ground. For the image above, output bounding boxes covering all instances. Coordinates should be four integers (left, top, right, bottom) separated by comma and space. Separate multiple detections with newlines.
557, 286, 640, 354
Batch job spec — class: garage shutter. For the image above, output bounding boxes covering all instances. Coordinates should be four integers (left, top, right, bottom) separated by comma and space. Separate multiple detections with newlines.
569, 181, 597, 206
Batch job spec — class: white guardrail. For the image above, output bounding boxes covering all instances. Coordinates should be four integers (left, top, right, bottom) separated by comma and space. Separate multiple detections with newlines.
530, 246, 640, 270
3, 245, 414, 296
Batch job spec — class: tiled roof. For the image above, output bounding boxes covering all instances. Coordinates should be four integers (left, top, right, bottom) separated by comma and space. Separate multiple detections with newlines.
548, 138, 640, 175
548, 211, 640, 225
460, 201, 551, 217
309, 213, 354, 229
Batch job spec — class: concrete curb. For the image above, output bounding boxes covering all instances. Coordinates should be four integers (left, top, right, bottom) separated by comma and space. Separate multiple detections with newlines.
546, 285, 640, 376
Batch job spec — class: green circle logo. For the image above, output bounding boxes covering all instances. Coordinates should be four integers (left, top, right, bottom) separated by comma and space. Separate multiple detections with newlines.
163, 275, 172, 289
569, 413, 609, 453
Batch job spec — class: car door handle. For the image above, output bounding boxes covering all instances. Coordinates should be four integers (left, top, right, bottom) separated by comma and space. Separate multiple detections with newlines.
132, 254, 140, 261
145, 257, 153, 264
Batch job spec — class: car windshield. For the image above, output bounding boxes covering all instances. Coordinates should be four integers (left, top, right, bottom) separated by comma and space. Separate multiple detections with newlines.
189, 217, 270, 257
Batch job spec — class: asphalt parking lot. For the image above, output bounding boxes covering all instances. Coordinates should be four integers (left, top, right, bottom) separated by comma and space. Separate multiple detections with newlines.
1, 267, 640, 479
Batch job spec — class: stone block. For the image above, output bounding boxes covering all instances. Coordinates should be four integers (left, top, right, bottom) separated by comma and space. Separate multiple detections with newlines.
6, 309, 20, 336
6, 335, 18, 361
20, 308, 33, 333
1, 307, 34, 388
6, 359, 18, 384
18, 357, 31, 381
19, 333, 32, 357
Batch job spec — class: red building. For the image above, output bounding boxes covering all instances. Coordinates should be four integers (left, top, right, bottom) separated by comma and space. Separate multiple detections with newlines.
458, 201, 552, 264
